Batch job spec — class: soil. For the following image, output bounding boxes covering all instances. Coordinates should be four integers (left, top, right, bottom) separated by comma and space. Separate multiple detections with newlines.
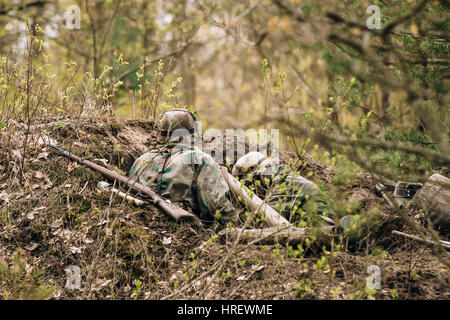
0, 118, 448, 300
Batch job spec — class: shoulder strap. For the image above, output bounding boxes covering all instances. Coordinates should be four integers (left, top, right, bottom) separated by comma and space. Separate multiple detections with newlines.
155, 146, 184, 193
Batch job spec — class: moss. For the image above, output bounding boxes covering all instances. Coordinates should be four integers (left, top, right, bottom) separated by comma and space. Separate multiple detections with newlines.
56, 126, 71, 138
86, 135, 100, 144
90, 207, 101, 216
109, 121, 123, 135
66, 206, 75, 218
31, 224, 46, 240
107, 222, 150, 258
75, 198, 92, 213
72, 167, 88, 177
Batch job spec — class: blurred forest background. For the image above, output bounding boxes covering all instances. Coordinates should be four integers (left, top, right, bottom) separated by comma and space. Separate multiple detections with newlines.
0, 0, 449, 181
0, 0, 449, 300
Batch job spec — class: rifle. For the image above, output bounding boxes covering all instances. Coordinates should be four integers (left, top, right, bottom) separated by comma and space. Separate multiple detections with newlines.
48, 144, 195, 223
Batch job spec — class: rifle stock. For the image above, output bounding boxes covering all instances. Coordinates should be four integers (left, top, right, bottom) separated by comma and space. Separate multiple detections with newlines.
48, 144, 195, 223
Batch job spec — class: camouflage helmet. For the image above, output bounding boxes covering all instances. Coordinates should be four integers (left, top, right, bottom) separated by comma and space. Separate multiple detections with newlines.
231, 151, 266, 177
157, 109, 197, 144
255, 157, 280, 177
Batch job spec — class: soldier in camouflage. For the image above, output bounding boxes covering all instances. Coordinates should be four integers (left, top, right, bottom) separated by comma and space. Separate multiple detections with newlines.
232, 152, 334, 226
129, 109, 236, 227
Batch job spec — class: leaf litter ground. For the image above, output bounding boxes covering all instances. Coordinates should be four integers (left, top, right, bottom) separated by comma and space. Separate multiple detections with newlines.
0, 119, 448, 299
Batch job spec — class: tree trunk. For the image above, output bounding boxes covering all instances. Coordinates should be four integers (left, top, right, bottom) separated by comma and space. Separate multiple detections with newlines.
181, 54, 196, 107
413, 174, 450, 233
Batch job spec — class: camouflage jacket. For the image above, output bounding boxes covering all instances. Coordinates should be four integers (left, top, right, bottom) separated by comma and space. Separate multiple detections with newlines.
259, 165, 333, 224
129, 145, 236, 226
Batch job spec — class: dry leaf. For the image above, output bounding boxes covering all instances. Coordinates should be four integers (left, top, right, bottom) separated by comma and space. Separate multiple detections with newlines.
94, 158, 108, 165
25, 242, 39, 251
38, 136, 56, 146
251, 265, 264, 272
12, 149, 22, 161
69, 247, 82, 254
169, 270, 183, 283
34, 171, 45, 179
37, 152, 49, 159
67, 162, 79, 173
51, 218, 63, 229
91, 279, 112, 291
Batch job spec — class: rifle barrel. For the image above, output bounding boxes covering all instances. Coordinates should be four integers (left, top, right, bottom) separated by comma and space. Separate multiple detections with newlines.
48, 144, 195, 223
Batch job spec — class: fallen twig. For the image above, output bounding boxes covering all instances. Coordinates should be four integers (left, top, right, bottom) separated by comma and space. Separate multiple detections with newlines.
392, 230, 450, 250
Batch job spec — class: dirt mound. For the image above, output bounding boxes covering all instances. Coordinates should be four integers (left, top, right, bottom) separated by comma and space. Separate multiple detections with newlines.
202, 129, 334, 183
0, 119, 448, 299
